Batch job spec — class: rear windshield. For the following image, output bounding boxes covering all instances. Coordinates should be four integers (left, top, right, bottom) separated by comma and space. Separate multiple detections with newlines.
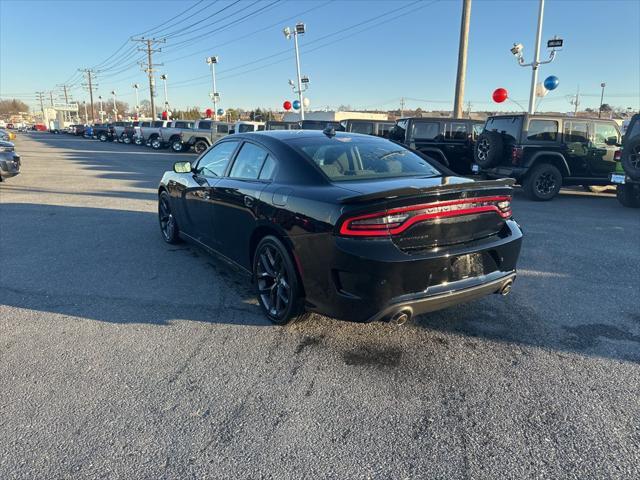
288, 135, 440, 181
485, 116, 522, 142
238, 124, 255, 133
348, 122, 374, 135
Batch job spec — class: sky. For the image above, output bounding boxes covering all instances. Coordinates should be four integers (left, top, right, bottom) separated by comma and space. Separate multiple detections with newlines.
1, 0, 639, 114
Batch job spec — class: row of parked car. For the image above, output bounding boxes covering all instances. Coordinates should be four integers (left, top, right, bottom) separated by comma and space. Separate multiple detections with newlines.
67, 112, 640, 208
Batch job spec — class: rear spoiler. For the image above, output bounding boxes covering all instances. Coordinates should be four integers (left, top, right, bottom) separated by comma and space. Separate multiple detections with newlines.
339, 178, 515, 204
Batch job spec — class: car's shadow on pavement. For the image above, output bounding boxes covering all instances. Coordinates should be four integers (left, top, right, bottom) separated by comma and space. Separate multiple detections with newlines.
2, 201, 639, 364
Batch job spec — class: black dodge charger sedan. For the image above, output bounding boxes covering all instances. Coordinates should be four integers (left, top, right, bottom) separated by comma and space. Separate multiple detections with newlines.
158, 129, 523, 325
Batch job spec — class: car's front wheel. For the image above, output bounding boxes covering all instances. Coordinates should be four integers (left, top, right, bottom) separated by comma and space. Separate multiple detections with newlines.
150, 137, 162, 150
158, 192, 181, 243
171, 140, 184, 152
194, 140, 209, 155
123, 135, 132, 144
523, 163, 562, 201
99, 133, 107, 142
253, 236, 306, 325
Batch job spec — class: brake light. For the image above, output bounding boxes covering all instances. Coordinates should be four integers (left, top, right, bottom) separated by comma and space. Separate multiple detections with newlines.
614, 150, 621, 161
340, 196, 512, 237
511, 146, 523, 165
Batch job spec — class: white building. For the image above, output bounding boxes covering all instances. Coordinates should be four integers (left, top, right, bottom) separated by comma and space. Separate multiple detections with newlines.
283, 110, 388, 122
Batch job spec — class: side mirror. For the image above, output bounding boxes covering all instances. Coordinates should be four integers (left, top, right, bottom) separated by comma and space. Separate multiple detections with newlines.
605, 137, 619, 147
173, 161, 192, 174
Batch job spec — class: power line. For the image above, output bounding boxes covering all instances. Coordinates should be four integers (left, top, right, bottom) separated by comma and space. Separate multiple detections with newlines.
162, 0, 243, 39
131, 37, 166, 119
134, 0, 210, 37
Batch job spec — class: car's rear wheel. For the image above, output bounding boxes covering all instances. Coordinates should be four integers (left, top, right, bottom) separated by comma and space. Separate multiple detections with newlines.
253, 236, 306, 325
171, 140, 184, 152
621, 138, 640, 180
99, 133, 107, 142
150, 137, 162, 150
523, 163, 562, 201
158, 192, 181, 243
616, 184, 640, 208
134, 137, 143, 145
194, 140, 209, 155
123, 135, 132, 144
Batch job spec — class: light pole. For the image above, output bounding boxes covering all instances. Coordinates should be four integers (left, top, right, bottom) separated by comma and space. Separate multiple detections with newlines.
510, 0, 563, 114
98, 95, 104, 123
83, 101, 88, 124
133, 83, 140, 119
111, 90, 118, 121
598, 82, 606, 118
283, 23, 308, 120
160, 74, 169, 115
206, 56, 219, 121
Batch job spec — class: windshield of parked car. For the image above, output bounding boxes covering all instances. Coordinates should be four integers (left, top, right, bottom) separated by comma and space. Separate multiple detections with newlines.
485, 116, 522, 142
289, 135, 441, 181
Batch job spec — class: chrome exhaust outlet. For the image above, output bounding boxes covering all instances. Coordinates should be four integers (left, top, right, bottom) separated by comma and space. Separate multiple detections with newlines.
499, 280, 513, 296
390, 310, 412, 326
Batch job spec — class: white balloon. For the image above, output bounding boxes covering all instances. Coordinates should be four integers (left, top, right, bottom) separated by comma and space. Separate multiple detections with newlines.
303, 97, 310, 108
535, 82, 549, 97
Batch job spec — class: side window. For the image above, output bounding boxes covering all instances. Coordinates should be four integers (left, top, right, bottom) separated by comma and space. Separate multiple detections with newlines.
410, 122, 439, 140
472, 124, 484, 139
527, 120, 558, 142
563, 121, 589, 143
229, 142, 269, 180
258, 155, 277, 180
217, 124, 229, 133
593, 123, 619, 146
350, 122, 374, 135
445, 122, 468, 140
198, 121, 212, 130
377, 123, 394, 137
238, 124, 254, 133
195, 141, 238, 177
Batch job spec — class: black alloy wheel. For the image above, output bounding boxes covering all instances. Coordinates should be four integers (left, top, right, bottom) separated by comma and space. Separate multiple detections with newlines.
158, 192, 181, 243
616, 184, 640, 208
194, 141, 208, 155
253, 236, 305, 325
622, 139, 640, 180
523, 163, 562, 201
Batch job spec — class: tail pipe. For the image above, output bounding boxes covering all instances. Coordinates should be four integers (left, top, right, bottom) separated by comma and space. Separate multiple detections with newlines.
389, 309, 412, 326
499, 279, 514, 296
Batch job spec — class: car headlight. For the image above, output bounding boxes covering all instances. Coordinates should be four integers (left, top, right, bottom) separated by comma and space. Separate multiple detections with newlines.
0, 146, 14, 152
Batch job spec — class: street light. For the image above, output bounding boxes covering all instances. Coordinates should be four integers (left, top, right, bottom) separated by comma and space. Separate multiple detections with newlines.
599, 82, 606, 118
160, 74, 170, 115
132, 83, 140, 118
98, 95, 104, 123
111, 90, 117, 121
283, 22, 308, 120
206, 56, 220, 121
509, 0, 563, 114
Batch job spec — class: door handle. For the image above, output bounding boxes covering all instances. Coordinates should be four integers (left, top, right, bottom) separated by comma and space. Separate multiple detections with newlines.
244, 196, 254, 208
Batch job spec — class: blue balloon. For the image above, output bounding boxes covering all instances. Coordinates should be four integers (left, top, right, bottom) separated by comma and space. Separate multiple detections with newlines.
217, 108, 224, 116
292, 100, 301, 110
544, 75, 559, 91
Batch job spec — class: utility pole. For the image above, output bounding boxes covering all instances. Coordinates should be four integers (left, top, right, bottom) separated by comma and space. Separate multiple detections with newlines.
83, 101, 88, 124
49, 91, 54, 107
453, 0, 471, 119
283, 23, 308, 120
133, 84, 140, 118
598, 82, 606, 118
79, 68, 97, 122
111, 91, 118, 121
98, 96, 104, 123
160, 74, 169, 115
569, 86, 580, 116
206, 56, 220, 121
132, 37, 165, 120
400, 97, 405, 117
35, 91, 46, 123
466, 101, 472, 118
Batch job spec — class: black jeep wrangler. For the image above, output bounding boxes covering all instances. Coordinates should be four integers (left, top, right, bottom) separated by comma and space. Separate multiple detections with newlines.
610, 113, 640, 208
342, 119, 395, 138
474, 114, 622, 201
389, 117, 484, 175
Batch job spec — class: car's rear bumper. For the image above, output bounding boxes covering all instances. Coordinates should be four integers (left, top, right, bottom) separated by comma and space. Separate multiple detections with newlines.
295, 219, 523, 322
0, 154, 21, 179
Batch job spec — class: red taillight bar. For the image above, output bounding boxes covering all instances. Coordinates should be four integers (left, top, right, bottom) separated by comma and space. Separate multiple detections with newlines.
339, 195, 512, 237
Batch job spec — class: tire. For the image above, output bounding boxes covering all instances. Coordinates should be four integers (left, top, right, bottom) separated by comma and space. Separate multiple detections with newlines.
123, 135, 132, 144
99, 133, 107, 142
171, 140, 184, 153
474, 131, 503, 168
523, 163, 563, 201
253, 236, 307, 325
134, 137, 142, 145
616, 184, 640, 208
621, 137, 640, 180
158, 192, 181, 244
194, 140, 209, 155
150, 137, 162, 150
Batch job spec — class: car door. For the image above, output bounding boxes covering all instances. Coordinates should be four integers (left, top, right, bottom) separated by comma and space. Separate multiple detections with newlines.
562, 119, 590, 176
211, 141, 275, 268
182, 140, 240, 246
443, 121, 471, 173
589, 121, 621, 176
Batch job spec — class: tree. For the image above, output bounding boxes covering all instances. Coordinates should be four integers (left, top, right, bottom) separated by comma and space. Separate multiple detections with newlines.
600, 103, 612, 113
0, 99, 29, 115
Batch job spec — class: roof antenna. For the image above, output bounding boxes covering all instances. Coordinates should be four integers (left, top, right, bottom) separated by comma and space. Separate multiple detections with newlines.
323, 126, 336, 138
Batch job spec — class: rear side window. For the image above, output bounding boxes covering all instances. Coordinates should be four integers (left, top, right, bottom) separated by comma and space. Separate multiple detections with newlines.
195, 141, 238, 177
198, 121, 212, 130
230, 142, 269, 179
527, 120, 558, 142
485, 116, 522, 142
445, 122, 468, 140
217, 124, 229, 133
238, 124, 255, 133
563, 121, 589, 143
153, 121, 164, 127
174, 121, 193, 129
410, 122, 439, 140
377, 123, 394, 137
593, 122, 620, 146
349, 122, 374, 135
258, 155, 277, 180
472, 124, 484, 139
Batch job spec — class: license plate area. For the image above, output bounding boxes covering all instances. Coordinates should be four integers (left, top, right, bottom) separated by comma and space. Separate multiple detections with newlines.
610, 173, 625, 184
450, 253, 485, 281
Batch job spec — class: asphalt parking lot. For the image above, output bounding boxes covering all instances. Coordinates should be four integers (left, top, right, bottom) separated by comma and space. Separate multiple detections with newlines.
1, 132, 639, 479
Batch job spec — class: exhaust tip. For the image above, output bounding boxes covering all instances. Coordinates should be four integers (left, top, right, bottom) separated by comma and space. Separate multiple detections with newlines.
390, 309, 412, 326
499, 280, 513, 296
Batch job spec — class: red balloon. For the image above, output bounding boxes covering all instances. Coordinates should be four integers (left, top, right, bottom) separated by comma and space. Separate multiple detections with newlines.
492, 88, 508, 103
205, 108, 213, 118
161, 111, 168, 120
283, 101, 292, 111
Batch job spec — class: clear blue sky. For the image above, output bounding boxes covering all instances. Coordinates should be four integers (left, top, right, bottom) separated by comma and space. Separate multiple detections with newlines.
1, 0, 638, 113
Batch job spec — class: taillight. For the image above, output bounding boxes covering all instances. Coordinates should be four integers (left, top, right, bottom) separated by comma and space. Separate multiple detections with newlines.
614, 150, 621, 161
511, 146, 523, 165
340, 196, 512, 237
